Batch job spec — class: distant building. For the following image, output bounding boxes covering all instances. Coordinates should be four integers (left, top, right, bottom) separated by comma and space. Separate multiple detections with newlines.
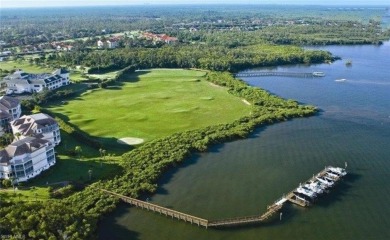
97, 40, 104, 48
141, 32, 178, 44
0, 51, 12, 57
3, 68, 70, 94
0, 96, 21, 134
107, 40, 119, 49
11, 113, 61, 146
0, 136, 55, 182
162, 36, 178, 44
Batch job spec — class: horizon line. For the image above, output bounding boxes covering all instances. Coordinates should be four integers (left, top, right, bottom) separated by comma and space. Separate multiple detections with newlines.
1, 3, 389, 9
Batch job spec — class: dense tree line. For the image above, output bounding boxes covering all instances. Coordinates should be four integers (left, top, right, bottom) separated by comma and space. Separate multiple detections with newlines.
170, 19, 390, 47
54, 44, 333, 72
1, 5, 388, 47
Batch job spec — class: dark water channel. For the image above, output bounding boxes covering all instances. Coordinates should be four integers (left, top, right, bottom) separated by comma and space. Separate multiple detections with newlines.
99, 42, 390, 240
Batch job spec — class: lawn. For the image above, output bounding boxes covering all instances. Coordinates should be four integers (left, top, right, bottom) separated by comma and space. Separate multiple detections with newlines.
0, 61, 53, 74
47, 69, 251, 143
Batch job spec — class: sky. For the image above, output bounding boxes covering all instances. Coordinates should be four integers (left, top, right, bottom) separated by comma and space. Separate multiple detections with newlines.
0, 0, 389, 8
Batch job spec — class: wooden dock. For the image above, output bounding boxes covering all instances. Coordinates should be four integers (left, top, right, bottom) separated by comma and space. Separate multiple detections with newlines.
100, 189, 283, 228
208, 204, 283, 227
100, 166, 345, 229
100, 189, 209, 227
235, 71, 322, 78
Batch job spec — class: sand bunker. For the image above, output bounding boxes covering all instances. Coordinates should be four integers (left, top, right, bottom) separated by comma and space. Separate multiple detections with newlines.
242, 99, 251, 105
117, 137, 145, 145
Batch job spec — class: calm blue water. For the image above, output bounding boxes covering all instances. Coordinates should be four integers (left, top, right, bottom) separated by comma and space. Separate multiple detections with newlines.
100, 42, 390, 240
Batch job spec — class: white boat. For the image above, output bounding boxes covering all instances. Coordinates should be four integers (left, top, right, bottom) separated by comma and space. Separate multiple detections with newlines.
293, 191, 314, 203
328, 167, 347, 177
304, 182, 324, 194
316, 176, 335, 187
297, 186, 317, 198
325, 170, 340, 180
335, 78, 347, 82
313, 72, 325, 77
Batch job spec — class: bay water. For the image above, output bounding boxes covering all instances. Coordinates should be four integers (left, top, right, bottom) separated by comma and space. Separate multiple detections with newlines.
100, 42, 390, 240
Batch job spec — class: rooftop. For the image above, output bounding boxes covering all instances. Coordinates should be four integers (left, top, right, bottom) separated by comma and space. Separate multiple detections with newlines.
11, 113, 58, 136
0, 137, 50, 165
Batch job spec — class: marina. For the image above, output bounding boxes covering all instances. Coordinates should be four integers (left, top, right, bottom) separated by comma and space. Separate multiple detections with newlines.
101, 166, 347, 228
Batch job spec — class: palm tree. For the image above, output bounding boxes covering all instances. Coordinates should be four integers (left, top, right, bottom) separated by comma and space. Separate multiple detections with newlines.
75, 146, 82, 160
88, 169, 93, 181
14, 132, 21, 141
99, 148, 106, 167
9, 176, 16, 193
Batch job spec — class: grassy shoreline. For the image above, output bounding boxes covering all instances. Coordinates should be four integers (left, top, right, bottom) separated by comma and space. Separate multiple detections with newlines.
0, 69, 317, 239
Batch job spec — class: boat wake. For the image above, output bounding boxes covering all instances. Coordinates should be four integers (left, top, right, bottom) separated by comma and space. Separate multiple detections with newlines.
337, 80, 390, 86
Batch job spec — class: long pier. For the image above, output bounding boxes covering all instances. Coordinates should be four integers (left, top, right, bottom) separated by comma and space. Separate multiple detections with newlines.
100, 166, 344, 228
100, 189, 209, 227
235, 71, 323, 78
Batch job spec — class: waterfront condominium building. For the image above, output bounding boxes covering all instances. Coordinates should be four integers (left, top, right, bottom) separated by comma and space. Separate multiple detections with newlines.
0, 96, 21, 134
11, 113, 61, 145
0, 136, 55, 182
3, 68, 70, 94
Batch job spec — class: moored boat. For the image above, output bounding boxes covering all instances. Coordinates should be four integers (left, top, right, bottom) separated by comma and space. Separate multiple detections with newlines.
293, 191, 314, 203
328, 167, 347, 177
316, 176, 335, 187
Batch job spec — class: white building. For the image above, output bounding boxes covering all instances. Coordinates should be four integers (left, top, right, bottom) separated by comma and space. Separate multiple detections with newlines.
3, 68, 70, 94
107, 40, 119, 49
11, 113, 61, 146
97, 40, 104, 48
0, 137, 55, 182
0, 96, 21, 134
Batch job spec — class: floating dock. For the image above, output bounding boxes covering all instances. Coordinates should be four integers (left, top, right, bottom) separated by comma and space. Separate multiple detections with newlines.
235, 71, 325, 78
101, 166, 346, 228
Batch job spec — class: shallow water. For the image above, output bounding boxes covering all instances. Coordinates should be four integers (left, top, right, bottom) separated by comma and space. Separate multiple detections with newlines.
99, 42, 390, 240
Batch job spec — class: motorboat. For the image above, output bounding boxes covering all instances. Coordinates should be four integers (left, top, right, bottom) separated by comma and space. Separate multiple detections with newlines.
325, 170, 340, 180
292, 193, 311, 206
297, 186, 317, 199
316, 176, 335, 187
328, 167, 347, 177
327, 169, 344, 178
313, 72, 325, 77
335, 78, 346, 82
304, 182, 324, 194
324, 176, 336, 184
293, 191, 314, 203
301, 186, 319, 197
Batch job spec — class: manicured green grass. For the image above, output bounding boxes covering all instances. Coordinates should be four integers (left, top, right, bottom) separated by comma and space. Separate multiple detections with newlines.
29, 129, 123, 184
47, 69, 251, 143
0, 61, 53, 74
27, 155, 122, 186
69, 72, 87, 82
